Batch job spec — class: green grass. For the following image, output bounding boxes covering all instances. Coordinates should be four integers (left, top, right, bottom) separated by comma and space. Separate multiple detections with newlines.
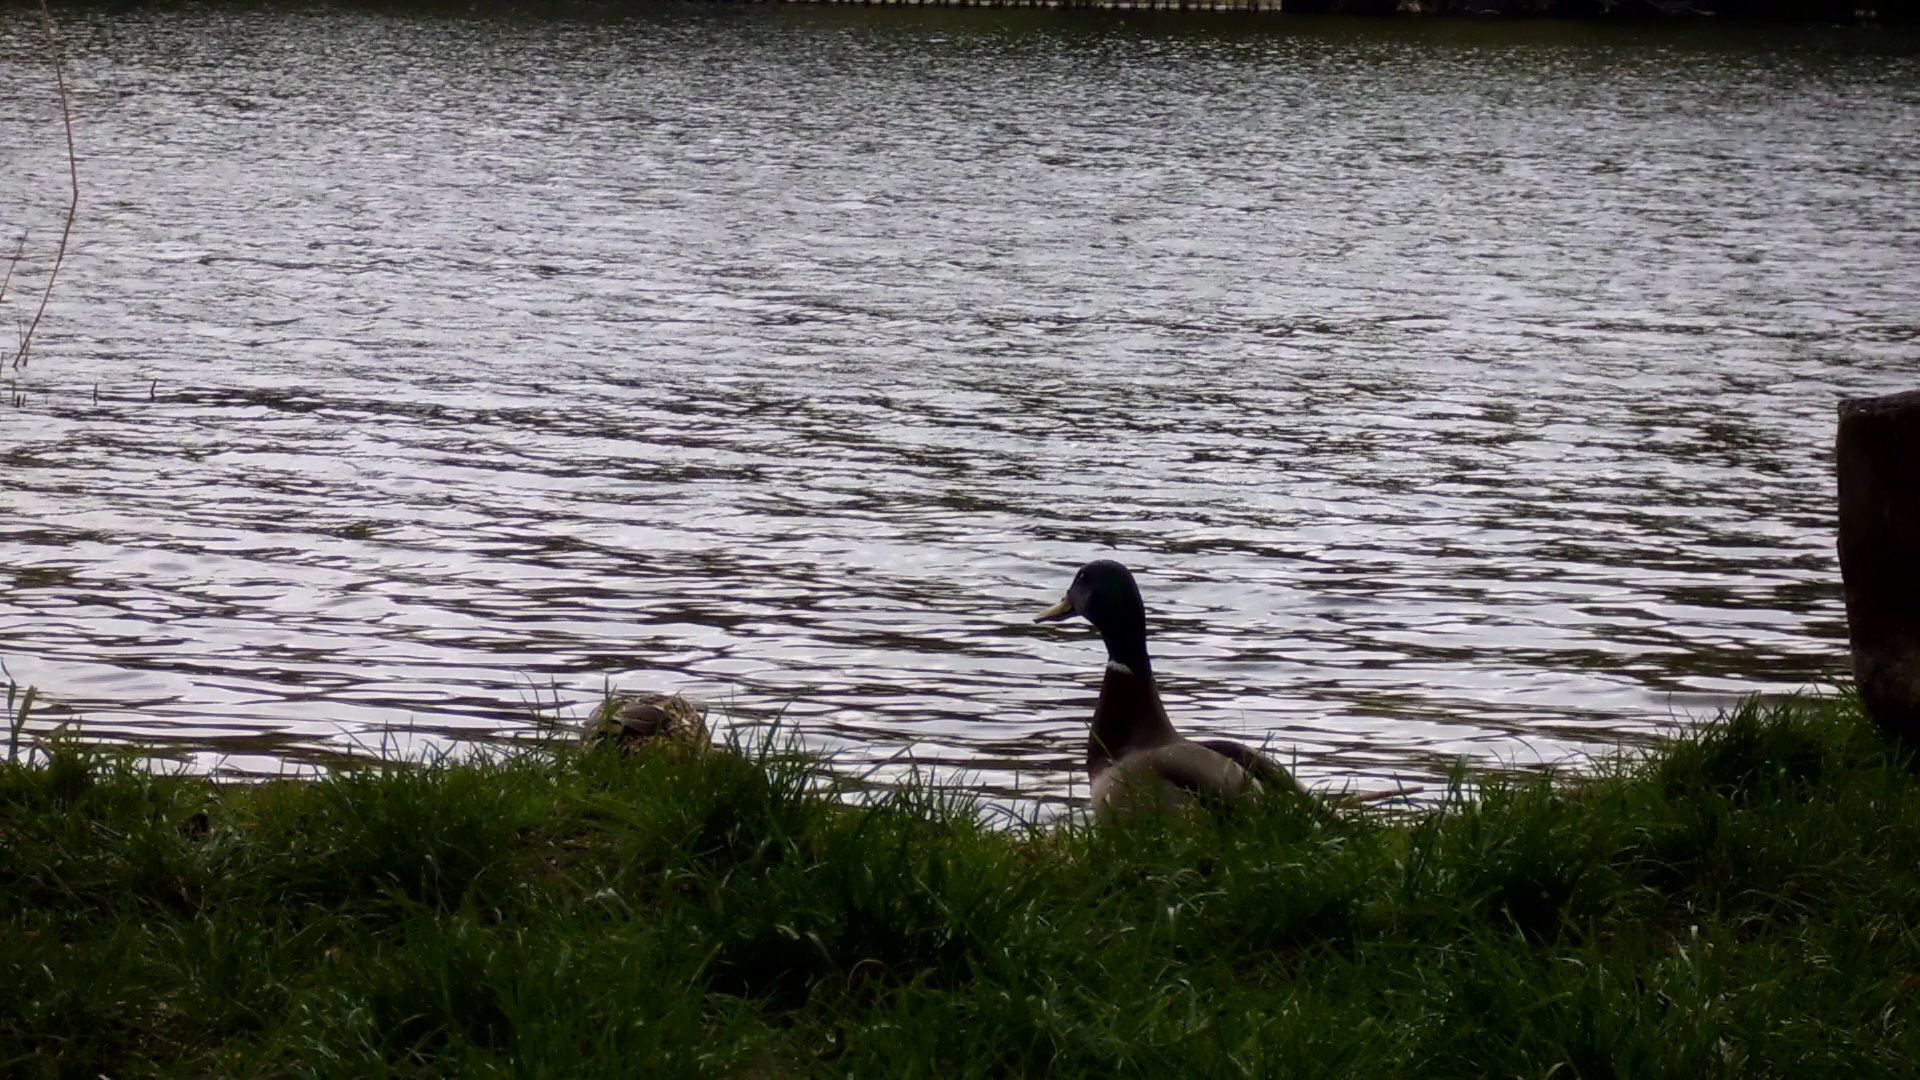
3, 691, 1919, 1077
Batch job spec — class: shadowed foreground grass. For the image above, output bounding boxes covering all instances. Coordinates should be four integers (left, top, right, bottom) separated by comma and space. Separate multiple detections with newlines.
4, 692, 1919, 1077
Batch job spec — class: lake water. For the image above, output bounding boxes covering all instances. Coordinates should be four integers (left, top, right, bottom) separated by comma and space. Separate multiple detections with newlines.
2, 4, 1916, 808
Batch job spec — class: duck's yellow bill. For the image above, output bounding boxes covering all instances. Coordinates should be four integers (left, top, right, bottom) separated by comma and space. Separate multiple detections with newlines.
1035, 596, 1075, 623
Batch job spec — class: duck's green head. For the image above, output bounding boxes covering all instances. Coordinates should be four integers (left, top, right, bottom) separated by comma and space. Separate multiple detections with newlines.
1036, 559, 1151, 673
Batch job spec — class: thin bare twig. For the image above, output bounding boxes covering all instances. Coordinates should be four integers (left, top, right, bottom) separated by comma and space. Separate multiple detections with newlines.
13, 0, 79, 370
0, 230, 26, 305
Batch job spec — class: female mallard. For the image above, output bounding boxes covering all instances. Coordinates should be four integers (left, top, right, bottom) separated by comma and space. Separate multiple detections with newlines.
583, 692, 709, 754
1036, 559, 1304, 822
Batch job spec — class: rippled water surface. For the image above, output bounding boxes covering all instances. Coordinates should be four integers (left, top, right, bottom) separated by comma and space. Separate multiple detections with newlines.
2, 4, 1917, 804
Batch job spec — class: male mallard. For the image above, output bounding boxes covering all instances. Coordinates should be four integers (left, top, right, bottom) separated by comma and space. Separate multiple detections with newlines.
583, 692, 710, 754
1036, 559, 1305, 822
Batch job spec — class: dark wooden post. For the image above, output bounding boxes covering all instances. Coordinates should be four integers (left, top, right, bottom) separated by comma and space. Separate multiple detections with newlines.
1837, 390, 1920, 744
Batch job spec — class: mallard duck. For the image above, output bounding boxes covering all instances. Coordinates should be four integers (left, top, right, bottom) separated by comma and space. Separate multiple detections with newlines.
583, 692, 710, 754
1036, 559, 1306, 822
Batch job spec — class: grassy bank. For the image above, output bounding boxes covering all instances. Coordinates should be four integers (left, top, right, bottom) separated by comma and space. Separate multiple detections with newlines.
4, 692, 1918, 1077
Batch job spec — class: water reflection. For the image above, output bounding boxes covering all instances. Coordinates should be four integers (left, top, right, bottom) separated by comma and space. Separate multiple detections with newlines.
0, 5, 1915, 806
